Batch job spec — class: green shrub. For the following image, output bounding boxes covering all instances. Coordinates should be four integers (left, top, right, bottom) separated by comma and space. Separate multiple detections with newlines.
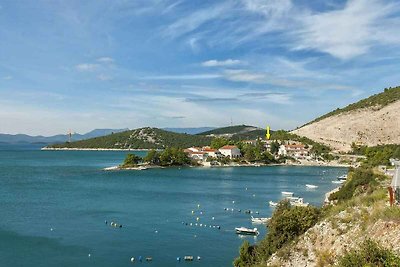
329, 167, 377, 202
122, 153, 142, 167
235, 200, 320, 266
337, 239, 400, 267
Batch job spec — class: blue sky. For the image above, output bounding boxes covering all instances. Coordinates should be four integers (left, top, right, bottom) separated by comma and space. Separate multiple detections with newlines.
0, 0, 400, 135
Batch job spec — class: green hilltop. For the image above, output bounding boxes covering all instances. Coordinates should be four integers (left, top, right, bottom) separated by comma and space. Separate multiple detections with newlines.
197, 124, 266, 141
48, 127, 212, 149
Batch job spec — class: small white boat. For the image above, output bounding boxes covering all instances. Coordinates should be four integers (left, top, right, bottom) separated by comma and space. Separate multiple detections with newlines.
332, 180, 344, 184
281, 191, 294, 197
290, 197, 309, 207
251, 216, 270, 224
269, 201, 278, 207
235, 227, 259, 235
306, 184, 318, 189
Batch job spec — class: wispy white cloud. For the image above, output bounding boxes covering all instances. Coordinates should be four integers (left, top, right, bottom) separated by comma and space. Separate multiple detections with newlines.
201, 59, 243, 67
75, 63, 99, 72
162, 2, 234, 39
143, 73, 221, 80
97, 57, 114, 63
293, 0, 400, 59
162, 0, 400, 60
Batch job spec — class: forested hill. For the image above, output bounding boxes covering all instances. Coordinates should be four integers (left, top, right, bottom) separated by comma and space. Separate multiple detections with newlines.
197, 124, 265, 140
47, 127, 212, 149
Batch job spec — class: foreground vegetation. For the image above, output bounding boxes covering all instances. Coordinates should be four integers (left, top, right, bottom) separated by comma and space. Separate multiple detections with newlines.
234, 201, 320, 266
352, 143, 400, 167
234, 145, 400, 266
337, 239, 400, 267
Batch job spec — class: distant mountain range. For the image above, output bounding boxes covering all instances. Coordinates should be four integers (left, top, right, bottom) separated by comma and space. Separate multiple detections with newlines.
0, 128, 128, 145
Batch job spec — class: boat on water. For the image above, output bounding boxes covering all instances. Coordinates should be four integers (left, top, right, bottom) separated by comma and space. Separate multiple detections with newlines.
332, 180, 345, 184
290, 197, 309, 207
251, 216, 270, 224
269, 201, 278, 207
281, 191, 294, 197
306, 184, 318, 189
235, 227, 259, 235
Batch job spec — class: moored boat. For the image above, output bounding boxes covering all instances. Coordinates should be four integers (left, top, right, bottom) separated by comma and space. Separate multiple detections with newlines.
251, 216, 270, 224
235, 227, 259, 235
306, 184, 318, 189
281, 191, 294, 197
269, 201, 278, 207
290, 197, 309, 207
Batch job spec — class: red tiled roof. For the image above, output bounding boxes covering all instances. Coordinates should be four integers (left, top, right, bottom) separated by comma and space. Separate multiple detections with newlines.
219, 145, 238, 150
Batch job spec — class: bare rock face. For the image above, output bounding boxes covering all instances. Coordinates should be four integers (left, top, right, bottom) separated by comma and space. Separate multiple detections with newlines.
292, 100, 400, 152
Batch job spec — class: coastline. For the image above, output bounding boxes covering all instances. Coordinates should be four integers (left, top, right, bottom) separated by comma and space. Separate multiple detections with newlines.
103, 162, 350, 171
41, 147, 158, 151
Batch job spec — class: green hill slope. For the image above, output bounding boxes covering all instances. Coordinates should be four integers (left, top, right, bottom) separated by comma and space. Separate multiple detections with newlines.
198, 124, 265, 139
47, 127, 212, 149
305, 86, 400, 126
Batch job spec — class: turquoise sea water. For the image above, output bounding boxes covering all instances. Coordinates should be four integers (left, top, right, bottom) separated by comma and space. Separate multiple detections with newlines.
0, 148, 347, 267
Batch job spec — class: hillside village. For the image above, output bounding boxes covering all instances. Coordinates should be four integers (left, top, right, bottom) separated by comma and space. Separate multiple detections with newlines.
183, 138, 326, 167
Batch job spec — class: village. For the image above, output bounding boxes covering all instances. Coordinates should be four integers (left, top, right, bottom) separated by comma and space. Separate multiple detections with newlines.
183, 138, 318, 167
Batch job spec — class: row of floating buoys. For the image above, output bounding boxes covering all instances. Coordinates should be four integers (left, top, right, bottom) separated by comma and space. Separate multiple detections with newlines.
130, 256, 152, 263
105, 220, 123, 228
129, 256, 201, 263
223, 208, 259, 214
177, 256, 201, 261
182, 222, 221, 229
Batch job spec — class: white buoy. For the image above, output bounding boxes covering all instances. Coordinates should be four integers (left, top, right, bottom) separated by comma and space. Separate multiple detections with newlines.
232, 200, 235, 204
253, 194, 256, 197
192, 210, 194, 214
190, 223, 193, 226
50, 228, 53, 231
130, 257, 135, 262
155, 230, 158, 233
196, 217, 199, 221
88, 254, 91, 258
200, 224, 202, 227
197, 204, 200, 208
200, 211, 203, 215
212, 217, 215, 220
197, 256, 201, 260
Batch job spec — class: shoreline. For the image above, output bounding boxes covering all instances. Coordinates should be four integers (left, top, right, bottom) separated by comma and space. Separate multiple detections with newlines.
103, 162, 350, 171
41, 147, 158, 151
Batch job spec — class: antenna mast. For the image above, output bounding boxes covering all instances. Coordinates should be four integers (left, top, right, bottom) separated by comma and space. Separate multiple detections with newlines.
68, 129, 72, 143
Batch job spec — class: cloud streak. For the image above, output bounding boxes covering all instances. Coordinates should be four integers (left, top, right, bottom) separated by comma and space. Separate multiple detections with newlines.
201, 59, 243, 67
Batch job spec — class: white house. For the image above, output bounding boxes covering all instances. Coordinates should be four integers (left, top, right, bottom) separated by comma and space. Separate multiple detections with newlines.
202, 147, 222, 158
219, 145, 241, 158
278, 144, 309, 158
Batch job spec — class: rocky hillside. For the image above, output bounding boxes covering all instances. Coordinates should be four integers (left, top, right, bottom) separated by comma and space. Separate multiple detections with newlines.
47, 127, 212, 149
293, 86, 400, 152
267, 189, 399, 266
